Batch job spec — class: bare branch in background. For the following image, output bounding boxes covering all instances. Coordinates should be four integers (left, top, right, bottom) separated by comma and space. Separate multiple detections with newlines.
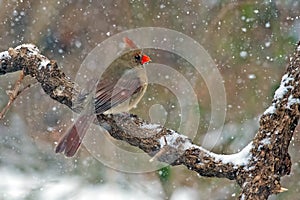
1, 43, 300, 199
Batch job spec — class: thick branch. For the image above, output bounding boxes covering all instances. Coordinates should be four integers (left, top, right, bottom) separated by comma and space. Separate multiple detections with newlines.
0, 44, 84, 112
236, 44, 300, 199
1, 43, 300, 200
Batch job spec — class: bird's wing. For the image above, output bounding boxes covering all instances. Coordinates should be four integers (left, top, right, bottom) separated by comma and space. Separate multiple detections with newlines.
94, 72, 143, 114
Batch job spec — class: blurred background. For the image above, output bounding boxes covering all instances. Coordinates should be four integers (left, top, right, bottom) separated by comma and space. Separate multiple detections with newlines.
0, 0, 300, 199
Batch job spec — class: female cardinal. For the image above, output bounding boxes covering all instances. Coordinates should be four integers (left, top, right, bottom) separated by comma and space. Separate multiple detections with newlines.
55, 37, 151, 157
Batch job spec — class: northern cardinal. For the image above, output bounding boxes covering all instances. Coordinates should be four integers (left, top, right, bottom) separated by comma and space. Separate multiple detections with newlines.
55, 37, 151, 157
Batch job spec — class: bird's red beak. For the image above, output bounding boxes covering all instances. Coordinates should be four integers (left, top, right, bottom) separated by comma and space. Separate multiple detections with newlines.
141, 55, 151, 65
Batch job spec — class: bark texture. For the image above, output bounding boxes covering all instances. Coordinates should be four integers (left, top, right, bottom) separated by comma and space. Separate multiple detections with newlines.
1, 43, 300, 199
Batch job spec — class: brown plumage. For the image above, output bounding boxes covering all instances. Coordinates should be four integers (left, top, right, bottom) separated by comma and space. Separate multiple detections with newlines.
55, 38, 151, 157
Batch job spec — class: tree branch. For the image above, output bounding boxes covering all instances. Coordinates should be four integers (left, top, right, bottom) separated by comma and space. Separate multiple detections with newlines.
1, 43, 299, 199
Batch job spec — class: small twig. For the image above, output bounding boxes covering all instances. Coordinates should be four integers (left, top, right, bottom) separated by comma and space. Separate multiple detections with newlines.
0, 70, 31, 119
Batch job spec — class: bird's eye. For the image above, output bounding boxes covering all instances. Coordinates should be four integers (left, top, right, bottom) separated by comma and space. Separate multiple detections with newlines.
134, 54, 141, 61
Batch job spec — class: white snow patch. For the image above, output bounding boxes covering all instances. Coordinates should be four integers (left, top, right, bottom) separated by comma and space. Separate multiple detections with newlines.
75, 184, 159, 200
37, 177, 80, 200
287, 95, 300, 108
159, 130, 194, 150
264, 73, 295, 115
274, 85, 288, 99
282, 74, 294, 83
273, 74, 294, 99
181, 140, 196, 150
39, 58, 50, 70
281, 73, 289, 83
261, 138, 270, 145
257, 138, 271, 151
140, 123, 161, 132
240, 194, 245, 200
212, 142, 253, 166
15, 43, 40, 55
264, 104, 276, 114
0, 167, 161, 200
0, 50, 10, 59
0, 168, 40, 199
159, 131, 177, 147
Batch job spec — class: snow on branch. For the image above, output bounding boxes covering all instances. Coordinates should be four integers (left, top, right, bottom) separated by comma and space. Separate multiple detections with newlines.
1, 43, 300, 200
